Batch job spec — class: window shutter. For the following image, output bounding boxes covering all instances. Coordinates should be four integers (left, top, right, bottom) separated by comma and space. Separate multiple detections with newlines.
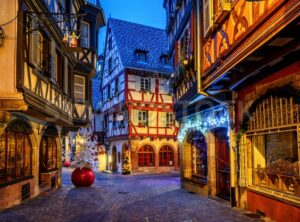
161, 112, 167, 127
30, 30, 38, 67
132, 110, 139, 126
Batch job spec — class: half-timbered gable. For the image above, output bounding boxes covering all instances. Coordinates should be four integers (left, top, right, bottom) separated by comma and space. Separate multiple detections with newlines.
99, 18, 179, 174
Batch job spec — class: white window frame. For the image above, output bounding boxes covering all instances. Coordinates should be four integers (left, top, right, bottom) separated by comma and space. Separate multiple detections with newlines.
80, 21, 90, 48
141, 78, 150, 92
74, 75, 86, 101
138, 110, 148, 126
166, 113, 174, 126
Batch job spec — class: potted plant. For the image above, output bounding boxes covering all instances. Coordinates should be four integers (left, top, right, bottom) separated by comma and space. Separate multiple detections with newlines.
71, 132, 97, 187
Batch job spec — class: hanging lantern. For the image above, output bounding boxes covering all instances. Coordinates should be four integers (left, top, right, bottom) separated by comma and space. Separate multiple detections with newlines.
69, 32, 80, 48
62, 33, 69, 44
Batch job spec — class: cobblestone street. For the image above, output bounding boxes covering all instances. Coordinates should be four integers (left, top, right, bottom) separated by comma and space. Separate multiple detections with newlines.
0, 169, 261, 222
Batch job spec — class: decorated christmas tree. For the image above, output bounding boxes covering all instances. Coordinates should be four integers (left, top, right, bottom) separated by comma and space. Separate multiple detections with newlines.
122, 151, 131, 175
71, 130, 98, 170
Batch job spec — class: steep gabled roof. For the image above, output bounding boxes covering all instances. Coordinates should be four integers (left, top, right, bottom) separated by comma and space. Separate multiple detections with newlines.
108, 18, 173, 74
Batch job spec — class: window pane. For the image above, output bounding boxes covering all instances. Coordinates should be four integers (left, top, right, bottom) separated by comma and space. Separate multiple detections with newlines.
80, 21, 89, 48
74, 75, 85, 101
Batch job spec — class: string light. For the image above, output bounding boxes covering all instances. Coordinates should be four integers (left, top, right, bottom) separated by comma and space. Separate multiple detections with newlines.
178, 109, 229, 142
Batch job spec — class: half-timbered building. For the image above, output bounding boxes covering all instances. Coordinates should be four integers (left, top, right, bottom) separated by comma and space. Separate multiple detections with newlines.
164, 0, 232, 202
100, 18, 179, 174
0, 0, 104, 209
199, 0, 300, 220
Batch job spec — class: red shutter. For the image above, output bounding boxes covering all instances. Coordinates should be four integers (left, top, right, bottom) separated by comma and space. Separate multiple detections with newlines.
190, 10, 194, 52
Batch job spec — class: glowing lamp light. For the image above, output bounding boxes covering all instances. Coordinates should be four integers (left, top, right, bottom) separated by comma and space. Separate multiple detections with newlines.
183, 59, 188, 65
108, 155, 112, 163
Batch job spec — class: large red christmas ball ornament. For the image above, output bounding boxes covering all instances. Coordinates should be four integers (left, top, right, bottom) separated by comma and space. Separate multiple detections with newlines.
64, 161, 71, 167
71, 167, 95, 187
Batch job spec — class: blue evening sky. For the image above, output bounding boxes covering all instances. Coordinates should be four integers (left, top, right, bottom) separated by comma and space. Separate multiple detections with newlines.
98, 0, 166, 53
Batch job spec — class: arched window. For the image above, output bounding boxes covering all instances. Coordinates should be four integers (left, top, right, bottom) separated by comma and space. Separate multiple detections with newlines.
40, 126, 58, 173
159, 146, 174, 166
138, 145, 154, 167
0, 120, 32, 184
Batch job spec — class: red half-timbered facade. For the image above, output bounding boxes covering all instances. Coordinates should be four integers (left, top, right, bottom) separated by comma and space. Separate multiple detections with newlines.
100, 18, 179, 173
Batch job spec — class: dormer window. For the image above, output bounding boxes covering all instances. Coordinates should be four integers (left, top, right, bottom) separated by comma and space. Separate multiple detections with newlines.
135, 50, 147, 62
160, 55, 170, 66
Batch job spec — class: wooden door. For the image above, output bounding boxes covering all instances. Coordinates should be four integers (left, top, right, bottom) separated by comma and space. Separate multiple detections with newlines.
215, 130, 230, 200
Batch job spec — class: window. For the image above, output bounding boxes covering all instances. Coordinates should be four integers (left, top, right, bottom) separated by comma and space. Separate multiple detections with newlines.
74, 75, 85, 101
108, 58, 113, 73
55, 51, 64, 87
166, 113, 174, 127
138, 145, 154, 167
141, 78, 150, 91
191, 131, 207, 181
31, 30, 51, 73
80, 21, 90, 48
114, 78, 119, 96
161, 55, 170, 66
136, 50, 147, 62
252, 131, 299, 195
138, 110, 148, 126
118, 152, 121, 163
40, 127, 58, 173
0, 120, 32, 185
159, 146, 174, 166
108, 37, 112, 50
107, 84, 111, 100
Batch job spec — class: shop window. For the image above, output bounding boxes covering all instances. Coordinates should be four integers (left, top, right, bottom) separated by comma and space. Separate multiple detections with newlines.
191, 131, 207, 181
74, 75, 85, 101
138, 145, 154, 167
251, 131, 299, 196
40, 126, 58, 173
0, 120, 32, 185
159, 146, 174, 166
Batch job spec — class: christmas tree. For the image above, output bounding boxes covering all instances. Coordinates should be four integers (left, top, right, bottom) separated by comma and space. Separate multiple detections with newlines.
122, 151, 131, 175
71, 130, 98, 170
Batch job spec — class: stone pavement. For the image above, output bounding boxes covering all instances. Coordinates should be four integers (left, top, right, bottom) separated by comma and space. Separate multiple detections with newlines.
0, 168, 261, 222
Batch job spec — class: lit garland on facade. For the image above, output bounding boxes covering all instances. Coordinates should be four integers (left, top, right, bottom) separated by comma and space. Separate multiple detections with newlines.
178, 108, 229, 142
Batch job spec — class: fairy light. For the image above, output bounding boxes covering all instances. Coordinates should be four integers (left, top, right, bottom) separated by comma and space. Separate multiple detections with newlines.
178, 109, 229, 142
